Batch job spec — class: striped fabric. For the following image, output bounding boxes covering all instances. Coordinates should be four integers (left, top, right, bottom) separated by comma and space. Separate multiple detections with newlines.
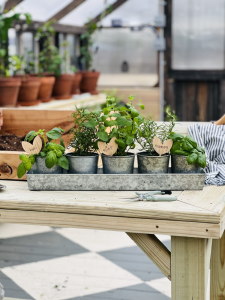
188, 123, 225, 186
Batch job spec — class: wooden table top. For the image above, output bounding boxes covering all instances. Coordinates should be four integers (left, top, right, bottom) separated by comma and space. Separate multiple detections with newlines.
0, 181, 225, 239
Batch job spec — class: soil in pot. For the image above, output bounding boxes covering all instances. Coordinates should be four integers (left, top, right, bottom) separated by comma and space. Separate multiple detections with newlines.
137, 152, 169, 174
66, 152, 99, 174
17, 76, 41, 106
171, 154, 204, 174
52, 74, 74, 99
102, 153, 134, 174
38, 76, 55, 102
0, 77, 21, 107
71, 73, 82, 95
0, 133, 24, 151
79, 71, 100, 95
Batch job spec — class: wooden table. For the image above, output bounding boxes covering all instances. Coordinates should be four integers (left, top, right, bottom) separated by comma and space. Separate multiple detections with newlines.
0, 181, 225, 299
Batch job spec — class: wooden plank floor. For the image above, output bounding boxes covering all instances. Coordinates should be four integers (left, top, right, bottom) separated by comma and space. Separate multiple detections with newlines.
0, 224, 171, 300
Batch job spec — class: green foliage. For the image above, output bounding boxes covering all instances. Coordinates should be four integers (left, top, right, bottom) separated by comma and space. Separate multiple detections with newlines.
137, 109, 177, 155
80, 21, 97, 71
36, 21, 62, 76
169, 133, 207, 168
17, 127, 68, 178
69, 107, 99, 155
0, 12, 31, 77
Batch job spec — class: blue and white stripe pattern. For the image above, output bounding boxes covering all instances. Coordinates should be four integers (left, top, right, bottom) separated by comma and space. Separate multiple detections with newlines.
188, 123, 225, 186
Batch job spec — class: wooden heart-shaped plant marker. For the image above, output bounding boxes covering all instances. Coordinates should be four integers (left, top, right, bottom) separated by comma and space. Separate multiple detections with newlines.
153, 136, 173, 156
22, 135, 42, 154
98, 137, 118, 156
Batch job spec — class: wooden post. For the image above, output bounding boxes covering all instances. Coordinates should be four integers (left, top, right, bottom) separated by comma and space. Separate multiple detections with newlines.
171, 236, 212, 300
210, 232, 225, 299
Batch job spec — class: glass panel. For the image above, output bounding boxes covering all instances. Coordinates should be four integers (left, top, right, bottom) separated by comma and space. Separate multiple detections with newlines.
20, 32, 33, 54
172, 0, 225, 70
8, 28, 16, 55
67, 34, 77, 67
8, 0, 72, 22
92, 28, 157, 74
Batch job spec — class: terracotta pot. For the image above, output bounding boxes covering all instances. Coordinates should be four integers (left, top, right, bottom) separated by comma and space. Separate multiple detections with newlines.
71, 73, 82, 95
80, 71, 100, 94
52, 74, 74, 99
38, 76, 55, 102
17, 77, 41, 106
0, 77, 21, 107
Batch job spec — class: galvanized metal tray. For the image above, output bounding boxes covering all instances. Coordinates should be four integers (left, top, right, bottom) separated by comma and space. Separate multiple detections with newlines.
26, 168, 205, 191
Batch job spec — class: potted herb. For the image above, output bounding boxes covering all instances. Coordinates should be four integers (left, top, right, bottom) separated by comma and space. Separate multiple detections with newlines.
95, 95, 144, 174
17, 127, 69, 178
0, 11, 31, 107
137, 109, 176, 174
169, 133, 206, 173
66, 107, 99, 174
79, 21, 100, 94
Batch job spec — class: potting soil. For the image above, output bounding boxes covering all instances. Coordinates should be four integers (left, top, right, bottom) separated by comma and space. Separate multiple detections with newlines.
0, 133, 24, 151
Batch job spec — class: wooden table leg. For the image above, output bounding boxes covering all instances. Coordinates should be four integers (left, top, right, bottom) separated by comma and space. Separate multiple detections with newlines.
210, 232, 225, 299
171, 236, 212, 300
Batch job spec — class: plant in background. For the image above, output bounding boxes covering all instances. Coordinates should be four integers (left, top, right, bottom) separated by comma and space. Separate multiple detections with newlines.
81, 95, 145, 156
0, 12, 31, 77
36, 20, 62, 76
137, 108, 177, 154
80, 21, 97, 71
70, 107, 99, 155
17, 127, 69, 178
169, 133, 207, 168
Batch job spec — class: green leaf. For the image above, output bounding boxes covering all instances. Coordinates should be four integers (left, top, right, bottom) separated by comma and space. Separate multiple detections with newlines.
39, 151, 46, 158
140, 104, 145, 110
170, 133, 184, 142
29, 154, 36, 164
116, 116, 132, 127
60, 137, 65, 148
103, 108, 110, 115
92, 110, 101, 116
104, 120, 116, 127
130, 108, 139, 118
197, 153, 207, 168
24, 160, 32, 171
115, 139, 126, 148
110, 113, 121, 117
25, 131, 36, 142
82, 110, 91, 115
128, 95, 135, 101
57, 156, 69, 170
97, 131, 108, 142
19, 154, 29, 162
182, 141, 193, 151
126, 136, 134, 145
17, 163, 26, 179
196, 145, 205, 153
186, 135, 197, 148
120, 107, 127, 111
46, 129, 61, 140
170, 141, 180, 154
83, 118, 98, 128
45, 151, 57, 168
187, 153, 198, 164
174, 150, 189, 156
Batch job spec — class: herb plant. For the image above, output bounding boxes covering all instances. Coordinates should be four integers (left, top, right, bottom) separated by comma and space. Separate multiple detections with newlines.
81, 95, 145, 156
169, 133, 207, 168
35, 21, 62, 76
17, 127, 69, 178
137, 108, 177, 154
69, 107, 99, 155
0, 12, 31, 77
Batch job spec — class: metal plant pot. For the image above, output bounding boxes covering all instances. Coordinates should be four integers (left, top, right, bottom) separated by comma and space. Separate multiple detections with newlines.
66, 153, 99, 174
31, 156, 63, 174
171, 155, 204, 173
102, 153, 135, 174
137, 152, 169, 174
